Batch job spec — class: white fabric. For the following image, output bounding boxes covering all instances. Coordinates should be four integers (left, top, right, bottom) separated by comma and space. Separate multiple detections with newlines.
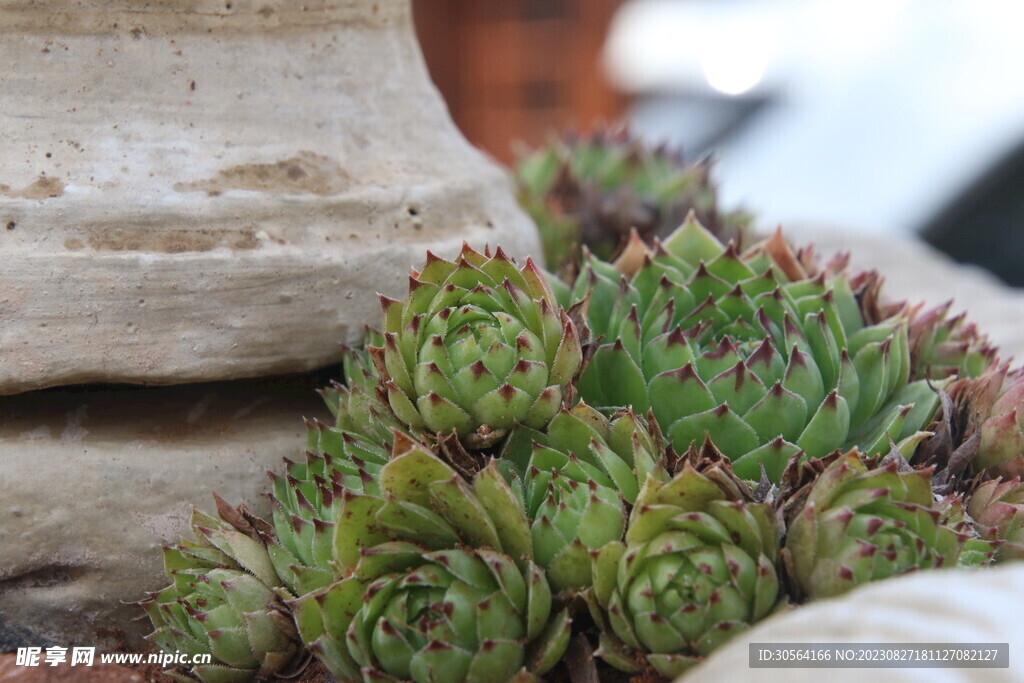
685, 564, 1024, 682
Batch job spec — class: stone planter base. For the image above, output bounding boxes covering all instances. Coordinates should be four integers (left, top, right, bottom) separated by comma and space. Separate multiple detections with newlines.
0, 373, 329, 649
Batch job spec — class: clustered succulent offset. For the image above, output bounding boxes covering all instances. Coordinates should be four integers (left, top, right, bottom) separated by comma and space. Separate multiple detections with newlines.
590, 443, 781, 677
290, 543, 570, 682
497, 403, 665, 590
141, 505, 300, 682
565, 217, 939, 483
971, 367, 1024, 477
968, 478, 1024, 561
781, 451, 967, 599
516, 127, 751, 274
144, 137, 1024, 682
370, 244, 583, 449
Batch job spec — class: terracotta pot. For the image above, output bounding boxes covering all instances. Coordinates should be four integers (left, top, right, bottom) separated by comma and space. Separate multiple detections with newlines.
0, 0, 538, 395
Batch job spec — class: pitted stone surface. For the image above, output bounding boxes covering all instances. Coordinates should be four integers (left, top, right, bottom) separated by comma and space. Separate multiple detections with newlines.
0, 374, 328, 649
0, 0, 539, 395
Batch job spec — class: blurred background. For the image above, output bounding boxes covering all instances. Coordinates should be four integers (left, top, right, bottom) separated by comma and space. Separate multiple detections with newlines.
414, 0, 1024, 288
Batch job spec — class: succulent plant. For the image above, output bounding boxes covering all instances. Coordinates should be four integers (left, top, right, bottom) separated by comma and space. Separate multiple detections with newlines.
590, 442, 781, 678
269, 418, 541, 597
967, 478, 1024, 562
972, 367, 1024, 478
369, 244, 584, 449
135, 177, 1024, 683
516, 128, 751, 273
935, 493, 1000, 567
263, 423, 551, 680
141, 504, 299, 682
905, 300, 996, 380
497, 403, 667, 590
265, 417, 392, 595
782, 450, 968, 600
564, 216, 939, 482
291, 543, 570, 682
319, 329, 408, 444
354, 547, 570, 682
337, 432, 535, 562
854, 274, 996, 382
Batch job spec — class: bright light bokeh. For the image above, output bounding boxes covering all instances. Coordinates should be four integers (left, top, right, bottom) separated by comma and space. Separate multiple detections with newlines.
698, 34, 769, 96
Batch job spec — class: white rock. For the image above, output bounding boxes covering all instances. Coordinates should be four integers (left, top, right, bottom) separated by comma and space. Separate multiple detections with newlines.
0, 0, 539, 395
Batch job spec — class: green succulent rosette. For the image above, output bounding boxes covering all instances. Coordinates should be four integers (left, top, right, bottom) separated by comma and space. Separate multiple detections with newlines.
936, 493, 1000, 567
370, 244, 584, 448
515, 128, 751, 273
350, 434, 535, 562
291, 544, 571, 682
782, 450, 968, 600
270, 423, 538, 596
497, 403, 666, 590
973, 367, 1024, 478
265, 416, 392, 595
351, 547, 569, 682
906, 300, 996, 380
590, 444, 781, 678
564, 216, 939, 482
141, 506, 299, 682
967, 478, 1024, 562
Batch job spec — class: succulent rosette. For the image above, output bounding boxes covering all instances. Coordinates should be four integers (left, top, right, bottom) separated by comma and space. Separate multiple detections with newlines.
141, 506, 299, 682
265, 416, 392, 595
936, 493, 1000, 567
341, 433, 535, 561
498, 403, 667, 590
350, 547, 570, 682
972, 367, 1024, 478
264, 426, 552, 680
590, 443, 781, 678
515, 128, 750, 272
370, 244, 584, 448
967, 478, 1024, 561
565, 216, 939, 482
782, 451, 967, 600
270, 420, 539, 597
906, 300, 996, 380
292, 543, 570, 682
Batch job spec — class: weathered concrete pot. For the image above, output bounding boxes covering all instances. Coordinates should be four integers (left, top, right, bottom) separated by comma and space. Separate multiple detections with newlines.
0, 376, 328, 651
0, 0, 539, 395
